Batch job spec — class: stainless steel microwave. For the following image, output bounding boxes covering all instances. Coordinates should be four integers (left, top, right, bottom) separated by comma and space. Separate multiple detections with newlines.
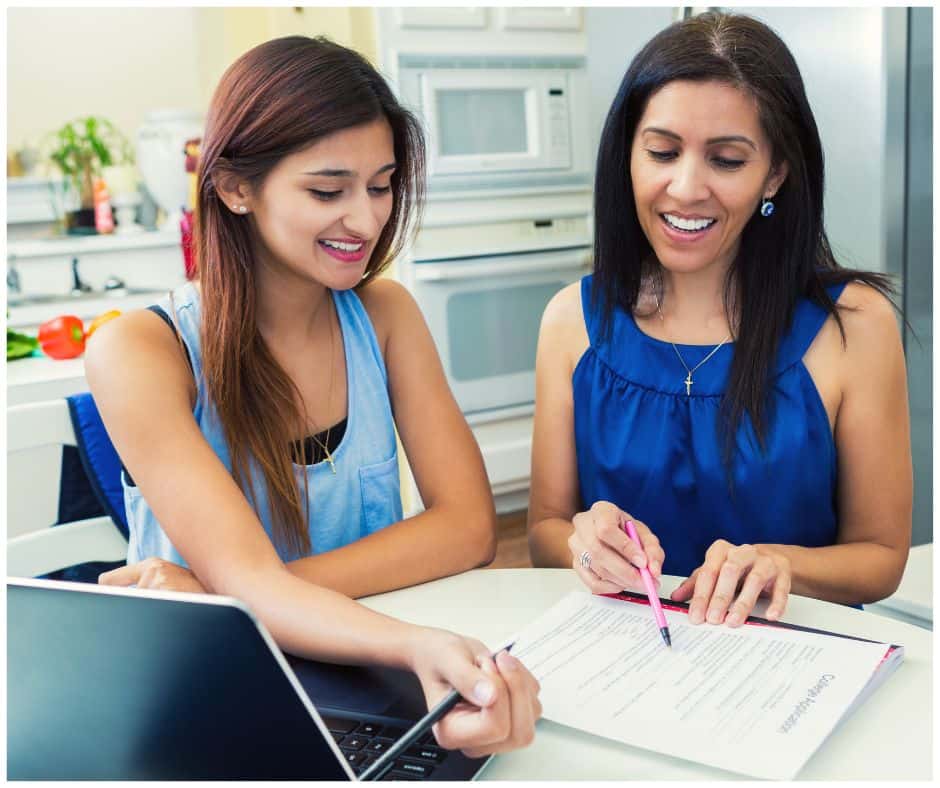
395, 54, 592, 197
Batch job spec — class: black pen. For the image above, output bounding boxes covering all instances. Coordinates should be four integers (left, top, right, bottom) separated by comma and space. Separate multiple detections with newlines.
358, 643, 515, 781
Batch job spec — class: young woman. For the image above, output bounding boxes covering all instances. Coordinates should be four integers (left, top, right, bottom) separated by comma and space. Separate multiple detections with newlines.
88, 36, 540, 755
528, 12, 912, 627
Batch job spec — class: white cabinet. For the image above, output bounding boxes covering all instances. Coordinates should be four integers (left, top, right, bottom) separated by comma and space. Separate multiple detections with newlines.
376, 7, 585, 66
392, 6, 582, 33
497, 7, 582, 31
6, 177, 62, 224
470, 414, 534, 497
395, 7, 487, 29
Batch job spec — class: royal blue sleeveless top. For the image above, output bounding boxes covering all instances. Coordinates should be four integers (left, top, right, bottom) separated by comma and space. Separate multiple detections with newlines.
123, 281, 403, 566
573, 275, 847, 579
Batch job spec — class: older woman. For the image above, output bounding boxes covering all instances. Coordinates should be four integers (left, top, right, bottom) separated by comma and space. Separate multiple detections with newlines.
528, 12, 911, 626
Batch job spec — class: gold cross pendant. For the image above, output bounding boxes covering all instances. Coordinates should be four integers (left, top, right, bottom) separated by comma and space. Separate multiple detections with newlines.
324, 450, 336, 474
684, 372, 693, 396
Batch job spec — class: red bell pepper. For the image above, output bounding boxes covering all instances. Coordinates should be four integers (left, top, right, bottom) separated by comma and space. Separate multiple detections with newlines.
38, 315, 86, 359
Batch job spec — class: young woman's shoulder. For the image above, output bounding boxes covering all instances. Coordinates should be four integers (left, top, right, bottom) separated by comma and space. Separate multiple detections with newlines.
356, 275, 424, 354
85, 308, 177, 363
84, 308, 195, 400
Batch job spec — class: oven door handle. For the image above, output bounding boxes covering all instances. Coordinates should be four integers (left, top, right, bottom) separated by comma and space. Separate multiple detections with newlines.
411, 249, 592, 281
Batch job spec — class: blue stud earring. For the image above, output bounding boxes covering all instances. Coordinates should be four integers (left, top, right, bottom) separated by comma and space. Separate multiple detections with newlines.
760, 198, 775, 217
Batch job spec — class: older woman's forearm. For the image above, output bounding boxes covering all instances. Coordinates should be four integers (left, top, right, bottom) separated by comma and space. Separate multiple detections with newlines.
756, 541, 908, 606
527, 516, 576, 568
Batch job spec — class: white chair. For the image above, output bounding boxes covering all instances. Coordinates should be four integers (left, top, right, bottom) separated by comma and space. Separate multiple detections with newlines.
7, 399, 128, 578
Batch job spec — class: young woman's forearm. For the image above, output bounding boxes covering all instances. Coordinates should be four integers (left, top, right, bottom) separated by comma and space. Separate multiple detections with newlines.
527, 517, 576, 568
285, 503, 497, 598
210, 564, 425, 667
757, 541, 907, 606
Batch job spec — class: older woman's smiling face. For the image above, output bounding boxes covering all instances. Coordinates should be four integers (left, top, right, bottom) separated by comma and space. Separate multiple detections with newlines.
629, 80, 788, 277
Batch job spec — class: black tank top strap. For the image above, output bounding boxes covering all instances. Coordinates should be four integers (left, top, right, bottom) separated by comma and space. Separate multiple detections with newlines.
147, 303, 195, 375
123, 304, 348, 486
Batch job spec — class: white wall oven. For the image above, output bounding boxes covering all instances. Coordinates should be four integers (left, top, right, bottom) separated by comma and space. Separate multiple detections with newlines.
401, 197, 593, 418
396, 54, 592, 196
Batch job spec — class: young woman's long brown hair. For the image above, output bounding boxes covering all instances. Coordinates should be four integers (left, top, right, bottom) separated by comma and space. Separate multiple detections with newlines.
193, 36, 425, 557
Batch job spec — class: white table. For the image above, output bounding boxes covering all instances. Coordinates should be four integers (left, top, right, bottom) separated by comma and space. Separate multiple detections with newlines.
361, 568, 933, 781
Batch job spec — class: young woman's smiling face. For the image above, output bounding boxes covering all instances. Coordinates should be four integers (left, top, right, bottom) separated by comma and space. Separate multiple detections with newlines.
629, 80, 787, 277
246, 117, 396, 291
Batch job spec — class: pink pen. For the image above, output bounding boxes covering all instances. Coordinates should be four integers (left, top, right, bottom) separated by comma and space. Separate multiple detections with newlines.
622, 518, 672, 648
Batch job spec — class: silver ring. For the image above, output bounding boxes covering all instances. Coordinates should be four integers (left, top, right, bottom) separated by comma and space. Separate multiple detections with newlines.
579, 549, 592, 570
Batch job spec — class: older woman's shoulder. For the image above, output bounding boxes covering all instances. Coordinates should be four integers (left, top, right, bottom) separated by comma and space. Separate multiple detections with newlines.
836, 280, 896, 313
833, 280, 902, 355
836, 280, 898, 328
541, 281, 584, 330
538, 281, 590, 371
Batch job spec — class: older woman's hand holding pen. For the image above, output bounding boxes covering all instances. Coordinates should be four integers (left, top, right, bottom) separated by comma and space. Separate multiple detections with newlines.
568, 501, 665, 595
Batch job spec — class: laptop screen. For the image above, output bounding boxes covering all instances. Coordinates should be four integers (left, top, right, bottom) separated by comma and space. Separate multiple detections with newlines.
7, 578, 353, 780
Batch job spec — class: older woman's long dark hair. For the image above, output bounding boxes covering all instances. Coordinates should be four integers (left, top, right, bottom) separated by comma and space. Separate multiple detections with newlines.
592, 11, 894, 461
195, 36, 425, 556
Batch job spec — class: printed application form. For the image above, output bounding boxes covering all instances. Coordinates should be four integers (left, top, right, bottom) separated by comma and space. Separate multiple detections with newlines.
512, 592, 901, 780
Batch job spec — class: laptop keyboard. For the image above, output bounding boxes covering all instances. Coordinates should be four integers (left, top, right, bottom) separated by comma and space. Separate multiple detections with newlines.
321, 714, 447, 780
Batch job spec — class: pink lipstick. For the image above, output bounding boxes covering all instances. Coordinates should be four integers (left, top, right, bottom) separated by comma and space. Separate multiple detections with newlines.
318, 238, 367, 263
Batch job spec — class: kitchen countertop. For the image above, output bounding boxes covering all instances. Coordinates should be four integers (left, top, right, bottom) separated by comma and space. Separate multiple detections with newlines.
7, 355, 88, 406
6, 290, 165, 331
7, 290, 170, 406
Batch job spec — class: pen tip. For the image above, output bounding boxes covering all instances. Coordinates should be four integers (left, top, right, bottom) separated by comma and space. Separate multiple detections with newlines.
661, 627, 672, 648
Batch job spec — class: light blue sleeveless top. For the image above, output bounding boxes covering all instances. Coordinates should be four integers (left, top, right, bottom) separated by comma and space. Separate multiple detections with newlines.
123, 281, 403, 565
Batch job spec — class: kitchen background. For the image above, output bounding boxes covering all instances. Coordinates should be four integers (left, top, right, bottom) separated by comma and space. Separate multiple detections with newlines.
6, 7, 933, 558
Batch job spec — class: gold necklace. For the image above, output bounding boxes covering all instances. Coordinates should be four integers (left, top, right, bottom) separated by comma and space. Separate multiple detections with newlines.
311, 293, 337, 473
298, 290, 337, 473
656, 298, 732, 397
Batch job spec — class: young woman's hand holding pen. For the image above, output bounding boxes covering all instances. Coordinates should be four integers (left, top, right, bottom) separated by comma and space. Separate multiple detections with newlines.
408, 629, 541, 757
568, 501, 665, 594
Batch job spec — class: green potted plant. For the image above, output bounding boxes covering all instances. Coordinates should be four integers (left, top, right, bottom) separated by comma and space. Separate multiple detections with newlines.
45, 116, 134, 234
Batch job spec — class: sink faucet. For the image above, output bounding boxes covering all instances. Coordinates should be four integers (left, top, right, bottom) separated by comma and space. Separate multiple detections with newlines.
70, 257, 93, 296
7, 264, 22, 294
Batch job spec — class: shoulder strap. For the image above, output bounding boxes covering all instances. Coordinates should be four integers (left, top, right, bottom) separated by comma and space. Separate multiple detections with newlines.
773, 281, 849, 374
580, 274, 599, 346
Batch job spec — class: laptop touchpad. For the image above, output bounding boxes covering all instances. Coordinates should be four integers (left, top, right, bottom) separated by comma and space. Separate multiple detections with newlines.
285, 655, 427, 719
